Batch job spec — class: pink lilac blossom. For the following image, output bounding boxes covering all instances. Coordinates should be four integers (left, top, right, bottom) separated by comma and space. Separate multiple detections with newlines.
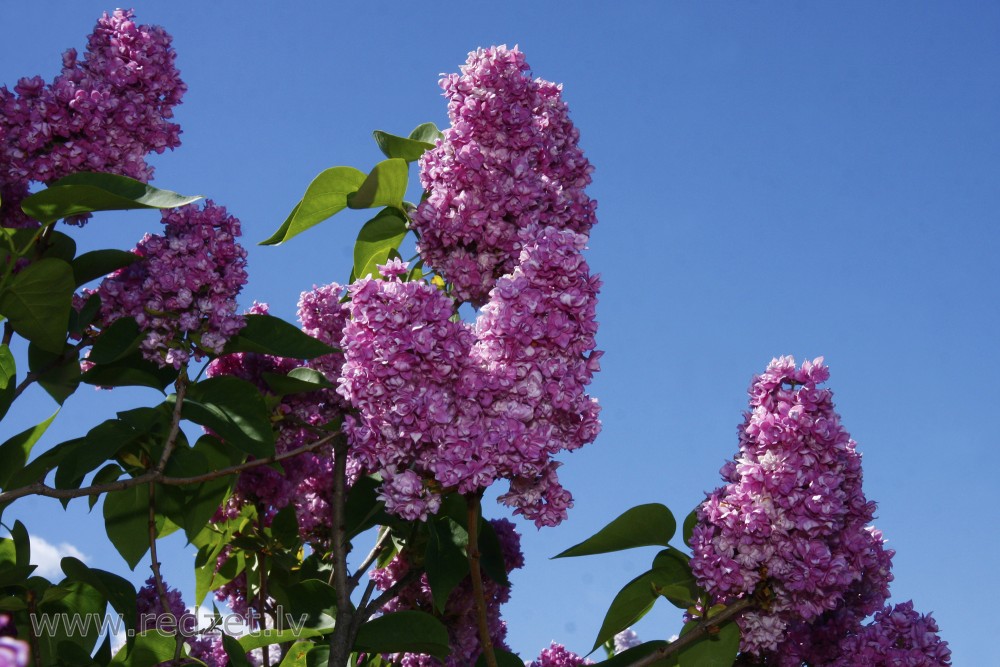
0, 615, 28, 667
412, 45, 596, 305
135, 578, 231, 667
368, 518, 524, 667
613, 629, 641, 655
97, 201, 247, 369
526, 643, 594, 667
0, 9, 184, 228
828, 602, 951, 667
689, 356, 894, 656
338, 269, 480, 522
341, 231, 601, 527
475, 227, 602, 527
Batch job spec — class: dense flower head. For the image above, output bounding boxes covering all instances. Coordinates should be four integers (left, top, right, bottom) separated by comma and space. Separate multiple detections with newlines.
829, 602, 951, 667
0, 9, 184, 227
689, 356, 894, 655
338, 273, 480, 520
476, 227, 602, 526
369, 518, 523, 666
526, 643, 594, 667
412, 45, 596, 305
0, 638, 28, 667
98, 201, 247, 369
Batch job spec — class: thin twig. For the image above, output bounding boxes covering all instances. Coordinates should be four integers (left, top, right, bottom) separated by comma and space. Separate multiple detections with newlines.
26, 590, 43, 667
0, 432, 341, 504
466, 492, 498, 667
623, 597, 754, 667
154, 371, 187, 475
256, 505, 271, 667
327, 438, 355, 667
147, 483, 184, 664
348, 527, 391, 587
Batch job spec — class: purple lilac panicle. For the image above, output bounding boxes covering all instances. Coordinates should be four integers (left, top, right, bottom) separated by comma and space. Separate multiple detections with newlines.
526, 643, 594, 667
829, 602, 951, 667
412, 45, 596, 305
0, 615, 28, 667
98, 201, 248, 369
0, 9, 184, 228
369, 519, 524, 666
689, 356, 894, 655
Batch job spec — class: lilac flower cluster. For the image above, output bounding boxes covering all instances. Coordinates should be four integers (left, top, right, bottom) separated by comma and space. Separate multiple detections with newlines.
136, 577, 225, 667
525, 643, 593, 667
340, 229, 600, 527
97, 201, 247, 369
829, 602, 952, 666
0, 9, 184, 227
338, 272, 479, 521
0, 614, 28, 667
369, 518, 524, 666
412, 45, 596, 305
689, 357, 896, 655
476, 227, 602, 527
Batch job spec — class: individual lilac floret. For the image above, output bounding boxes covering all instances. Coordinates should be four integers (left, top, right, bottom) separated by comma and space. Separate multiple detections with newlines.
412, 45, 597, 305
0, 9, 184, 227
526, 643, 594, 667
97, 201, 248, 369
829, 602, 951, 666
369, 519, 524, 666
474, 227, 602, 527
689, 356, 894, 655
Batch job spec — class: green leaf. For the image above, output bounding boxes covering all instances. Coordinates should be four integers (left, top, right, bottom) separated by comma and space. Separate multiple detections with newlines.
37, 581, 107, 660
60, 557, 138, 649
222, 633, 254, 667
278, 641, 314, 667
71, 249, 138, 286
372, 127, 435, 163
271, 505, 300, 548
650, 548, 701, 608
343, 475, 387, 539
174, 437, 237, 542
103, 484, 150, 569
353, 610, 450, 658
283, 579, 337, 632
683, 507, 699, 548
409, 122, 443, 144
0, 411, 58, 489
89, 464, 124, 510
261, 167, 366, 245
678, 616, 740, 667
478, 517, 510, 587
347, 159, 408, 210
11, 520, 29, 567
591, 566, 691, 652
306, 645, 330, 667
108, 631, 178, 667
27, 342, 81, 404
181, 376, 275, 458
0, 344, 16, 420
475, 648, 524, 667
0, 258, 75, 352
239, 628, 323, 653
22, 172, 201, 225
89, 317, 144, 364
58, 419, 141, 497
425, 516, 469, 612
353, 208, 408, 280
224, 313, 337, 359
600, 641, 675, 667
554, 504, 676, 558
263, 367, 335, 396
80, 351, 178, 391
40, 230, 77, 263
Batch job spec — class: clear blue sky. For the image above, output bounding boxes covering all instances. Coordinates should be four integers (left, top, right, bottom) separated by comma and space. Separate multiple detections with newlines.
2, 2, 997, 664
